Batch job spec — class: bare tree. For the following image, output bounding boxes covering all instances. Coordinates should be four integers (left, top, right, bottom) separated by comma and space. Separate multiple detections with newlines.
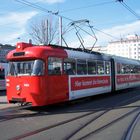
30, 17, 59, 45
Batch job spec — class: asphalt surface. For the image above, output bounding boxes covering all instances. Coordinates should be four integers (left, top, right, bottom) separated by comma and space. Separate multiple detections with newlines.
0, 91, 16, 109
0, 88, 140, 140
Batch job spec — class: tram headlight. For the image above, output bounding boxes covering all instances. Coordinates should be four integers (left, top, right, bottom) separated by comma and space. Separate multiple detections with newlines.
16, 85, 21, 91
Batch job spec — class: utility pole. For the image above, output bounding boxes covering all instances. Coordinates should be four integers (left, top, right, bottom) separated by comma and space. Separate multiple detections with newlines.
59, 16, 62, 46
45, 19, 49, 45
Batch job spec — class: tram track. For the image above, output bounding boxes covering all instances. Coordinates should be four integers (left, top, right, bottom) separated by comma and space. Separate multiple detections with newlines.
0, 105, 32, 122
65, 97, 140, 140
0, 89, 136, 123
122, 109, 140, 140
8, 93, 140, 140
77, 106, 140, 140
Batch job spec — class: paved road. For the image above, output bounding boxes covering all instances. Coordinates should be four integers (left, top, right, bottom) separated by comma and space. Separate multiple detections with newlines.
0, 90, 16, 109
0, 88, 140, 140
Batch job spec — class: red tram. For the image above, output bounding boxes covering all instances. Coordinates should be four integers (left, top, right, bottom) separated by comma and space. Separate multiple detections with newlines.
6, 42, 140, 106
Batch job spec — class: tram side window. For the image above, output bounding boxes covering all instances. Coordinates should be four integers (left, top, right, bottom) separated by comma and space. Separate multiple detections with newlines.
129, 65, 134, 73
0, 69, 5, 79
133, 65, 139, 74
137, 66, 140, 74
117, 63, 121, 74
64, 59, 76, 75
117, 63, 125, 74
77, 60, 87, 75
32, 60, 45, 76
117, 63, 140, 74
88, 61, 96, 75
120, 64, 131, 74
97, 61, 104, 74
105, 61, 110, 74
117, 63, 134, 74
124, 64, 131, 74
48, 57, 62, 75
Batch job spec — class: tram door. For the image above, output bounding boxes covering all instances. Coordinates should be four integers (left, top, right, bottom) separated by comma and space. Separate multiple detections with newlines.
110, 58, 116, 92
47, 57, 68, 104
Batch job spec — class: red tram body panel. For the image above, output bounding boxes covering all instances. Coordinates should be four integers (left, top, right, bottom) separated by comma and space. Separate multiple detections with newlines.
6, 42, 140, 106
6, 42, 69, 106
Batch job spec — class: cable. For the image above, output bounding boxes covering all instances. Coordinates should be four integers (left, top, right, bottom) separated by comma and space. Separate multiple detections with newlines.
93, 27, 119, 40
60, 1, 115, 13
117, 0, 140, 20
14, 0, 119, 40
15, 0, 53, 14
14, 0, 73, 21
122, 2, 140, 20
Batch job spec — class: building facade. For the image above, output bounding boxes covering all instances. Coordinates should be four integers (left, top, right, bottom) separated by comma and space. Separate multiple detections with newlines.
106, 35, 140, 60
0, 44, 15, 62
93, 35, 140, 60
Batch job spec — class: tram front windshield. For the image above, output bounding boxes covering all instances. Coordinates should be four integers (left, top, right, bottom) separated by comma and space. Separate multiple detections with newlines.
8, 59, 44, 76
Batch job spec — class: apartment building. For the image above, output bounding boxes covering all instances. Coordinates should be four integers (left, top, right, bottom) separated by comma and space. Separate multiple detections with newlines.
106, 35, 140, 60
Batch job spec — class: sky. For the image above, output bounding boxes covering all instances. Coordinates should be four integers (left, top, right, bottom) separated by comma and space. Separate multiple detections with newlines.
0, 0, 140, 47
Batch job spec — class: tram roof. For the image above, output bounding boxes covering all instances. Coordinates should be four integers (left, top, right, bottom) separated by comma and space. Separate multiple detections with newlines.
6, 42, 140, 65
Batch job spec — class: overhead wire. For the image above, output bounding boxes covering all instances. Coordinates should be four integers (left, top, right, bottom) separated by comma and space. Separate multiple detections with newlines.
93, 27, 119, 40
117, 0, 140, 20
59, 1, 115, 13
14, 0, 119, 40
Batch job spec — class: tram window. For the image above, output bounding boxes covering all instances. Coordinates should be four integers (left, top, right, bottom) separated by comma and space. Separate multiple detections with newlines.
137, 66, 140, 74
64, 59, 76, 75
32, 60, 45, 76
130, 65, 134, 73
133, 65, 139, 74
77, 60, 87, 75
8, 60, 45, 76
48, 57, 62, 75
121, 64, 125, 74
97, 61, 104, 74
117, 63, 121, 74
119, 64, 130, 74
0, 69, 5, 79
88, 61, 96, 75
117, 63, 125, 74
105, 61, 110, 74
124, 65, 131, 74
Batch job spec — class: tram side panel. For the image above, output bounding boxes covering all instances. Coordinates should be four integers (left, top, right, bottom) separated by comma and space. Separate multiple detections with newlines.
69, 75, 112, 100
114, 59, 140, 91
116, 73, 140, 90
47, 75, 69, 104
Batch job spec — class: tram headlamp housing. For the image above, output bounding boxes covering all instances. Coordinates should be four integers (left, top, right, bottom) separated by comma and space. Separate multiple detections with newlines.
16, 85, 21, 91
